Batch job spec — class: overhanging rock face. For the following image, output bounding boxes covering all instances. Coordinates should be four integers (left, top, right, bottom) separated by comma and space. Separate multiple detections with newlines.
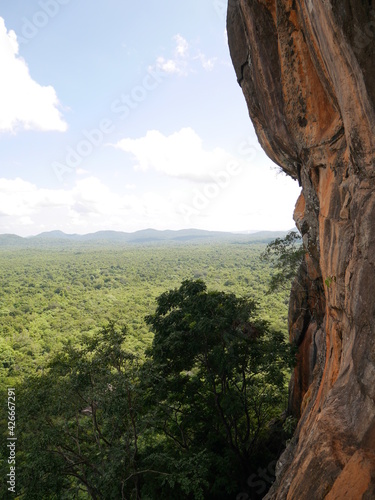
227, 1, 375, 497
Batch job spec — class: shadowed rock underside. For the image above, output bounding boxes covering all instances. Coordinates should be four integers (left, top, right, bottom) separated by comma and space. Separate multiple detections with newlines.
227, 0, 375, 498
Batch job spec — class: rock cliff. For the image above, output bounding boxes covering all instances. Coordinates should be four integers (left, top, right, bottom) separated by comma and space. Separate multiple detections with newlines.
227, 1, 375, 498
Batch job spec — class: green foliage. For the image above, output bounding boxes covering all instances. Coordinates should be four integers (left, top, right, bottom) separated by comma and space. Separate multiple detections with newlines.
0, 239, 295, 498
2, 280, 294, 499
324, 275, 336, 288
282, 415, 298, 437
0, 242, 290, 390
5, 323, 146, 499
261, 231, 304, 293
144, 280, 294, 498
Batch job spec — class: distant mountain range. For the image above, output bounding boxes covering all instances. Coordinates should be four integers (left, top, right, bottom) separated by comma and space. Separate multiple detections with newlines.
0, 229, 291, 248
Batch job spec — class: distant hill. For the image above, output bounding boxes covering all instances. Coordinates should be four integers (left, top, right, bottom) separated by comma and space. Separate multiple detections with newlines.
0, 234, 28, 247
0, 228, 292, 249
34, 230, 76, 239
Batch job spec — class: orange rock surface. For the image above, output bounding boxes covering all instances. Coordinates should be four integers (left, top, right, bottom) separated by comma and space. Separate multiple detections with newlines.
227, 1, 375, 498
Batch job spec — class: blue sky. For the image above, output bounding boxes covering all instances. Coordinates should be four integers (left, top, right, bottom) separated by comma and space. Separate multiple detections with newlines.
0, 0, 300, 236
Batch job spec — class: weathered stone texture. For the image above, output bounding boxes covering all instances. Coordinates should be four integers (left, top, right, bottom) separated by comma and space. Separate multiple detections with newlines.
227, 0, 375, 497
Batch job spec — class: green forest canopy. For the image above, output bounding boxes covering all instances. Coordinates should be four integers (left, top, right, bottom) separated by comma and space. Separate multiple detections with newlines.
0, 233, 301, 499
0, 239, 292, 389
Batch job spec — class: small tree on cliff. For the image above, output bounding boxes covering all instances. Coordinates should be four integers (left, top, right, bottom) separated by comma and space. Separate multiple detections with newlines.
261, 230, 305, 293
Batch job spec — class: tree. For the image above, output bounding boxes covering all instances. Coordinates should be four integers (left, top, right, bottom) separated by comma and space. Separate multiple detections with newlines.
5, 281, 294, 499
9, 323, 145, 500
261, 231, 304, 293
5, 322, 209, 500
145, 280, 294, 498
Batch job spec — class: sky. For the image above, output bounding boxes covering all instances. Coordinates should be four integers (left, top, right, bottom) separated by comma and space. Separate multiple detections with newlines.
0, 0, 300, 237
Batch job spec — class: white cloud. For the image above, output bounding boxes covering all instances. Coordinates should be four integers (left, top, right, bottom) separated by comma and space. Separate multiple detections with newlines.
76, 168, 90, 176
0, 178, 72, 217
115, 127, 235, 182
0, 161, 300, 236
154, 56, 184, 76
0, 17, 67, 133
181, 165, 300, 231
174, 34, 189, 57
150, 34, 216, 76
113, 128, 301, 231
0, 177, 186, 236
194, 52, 217, 71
